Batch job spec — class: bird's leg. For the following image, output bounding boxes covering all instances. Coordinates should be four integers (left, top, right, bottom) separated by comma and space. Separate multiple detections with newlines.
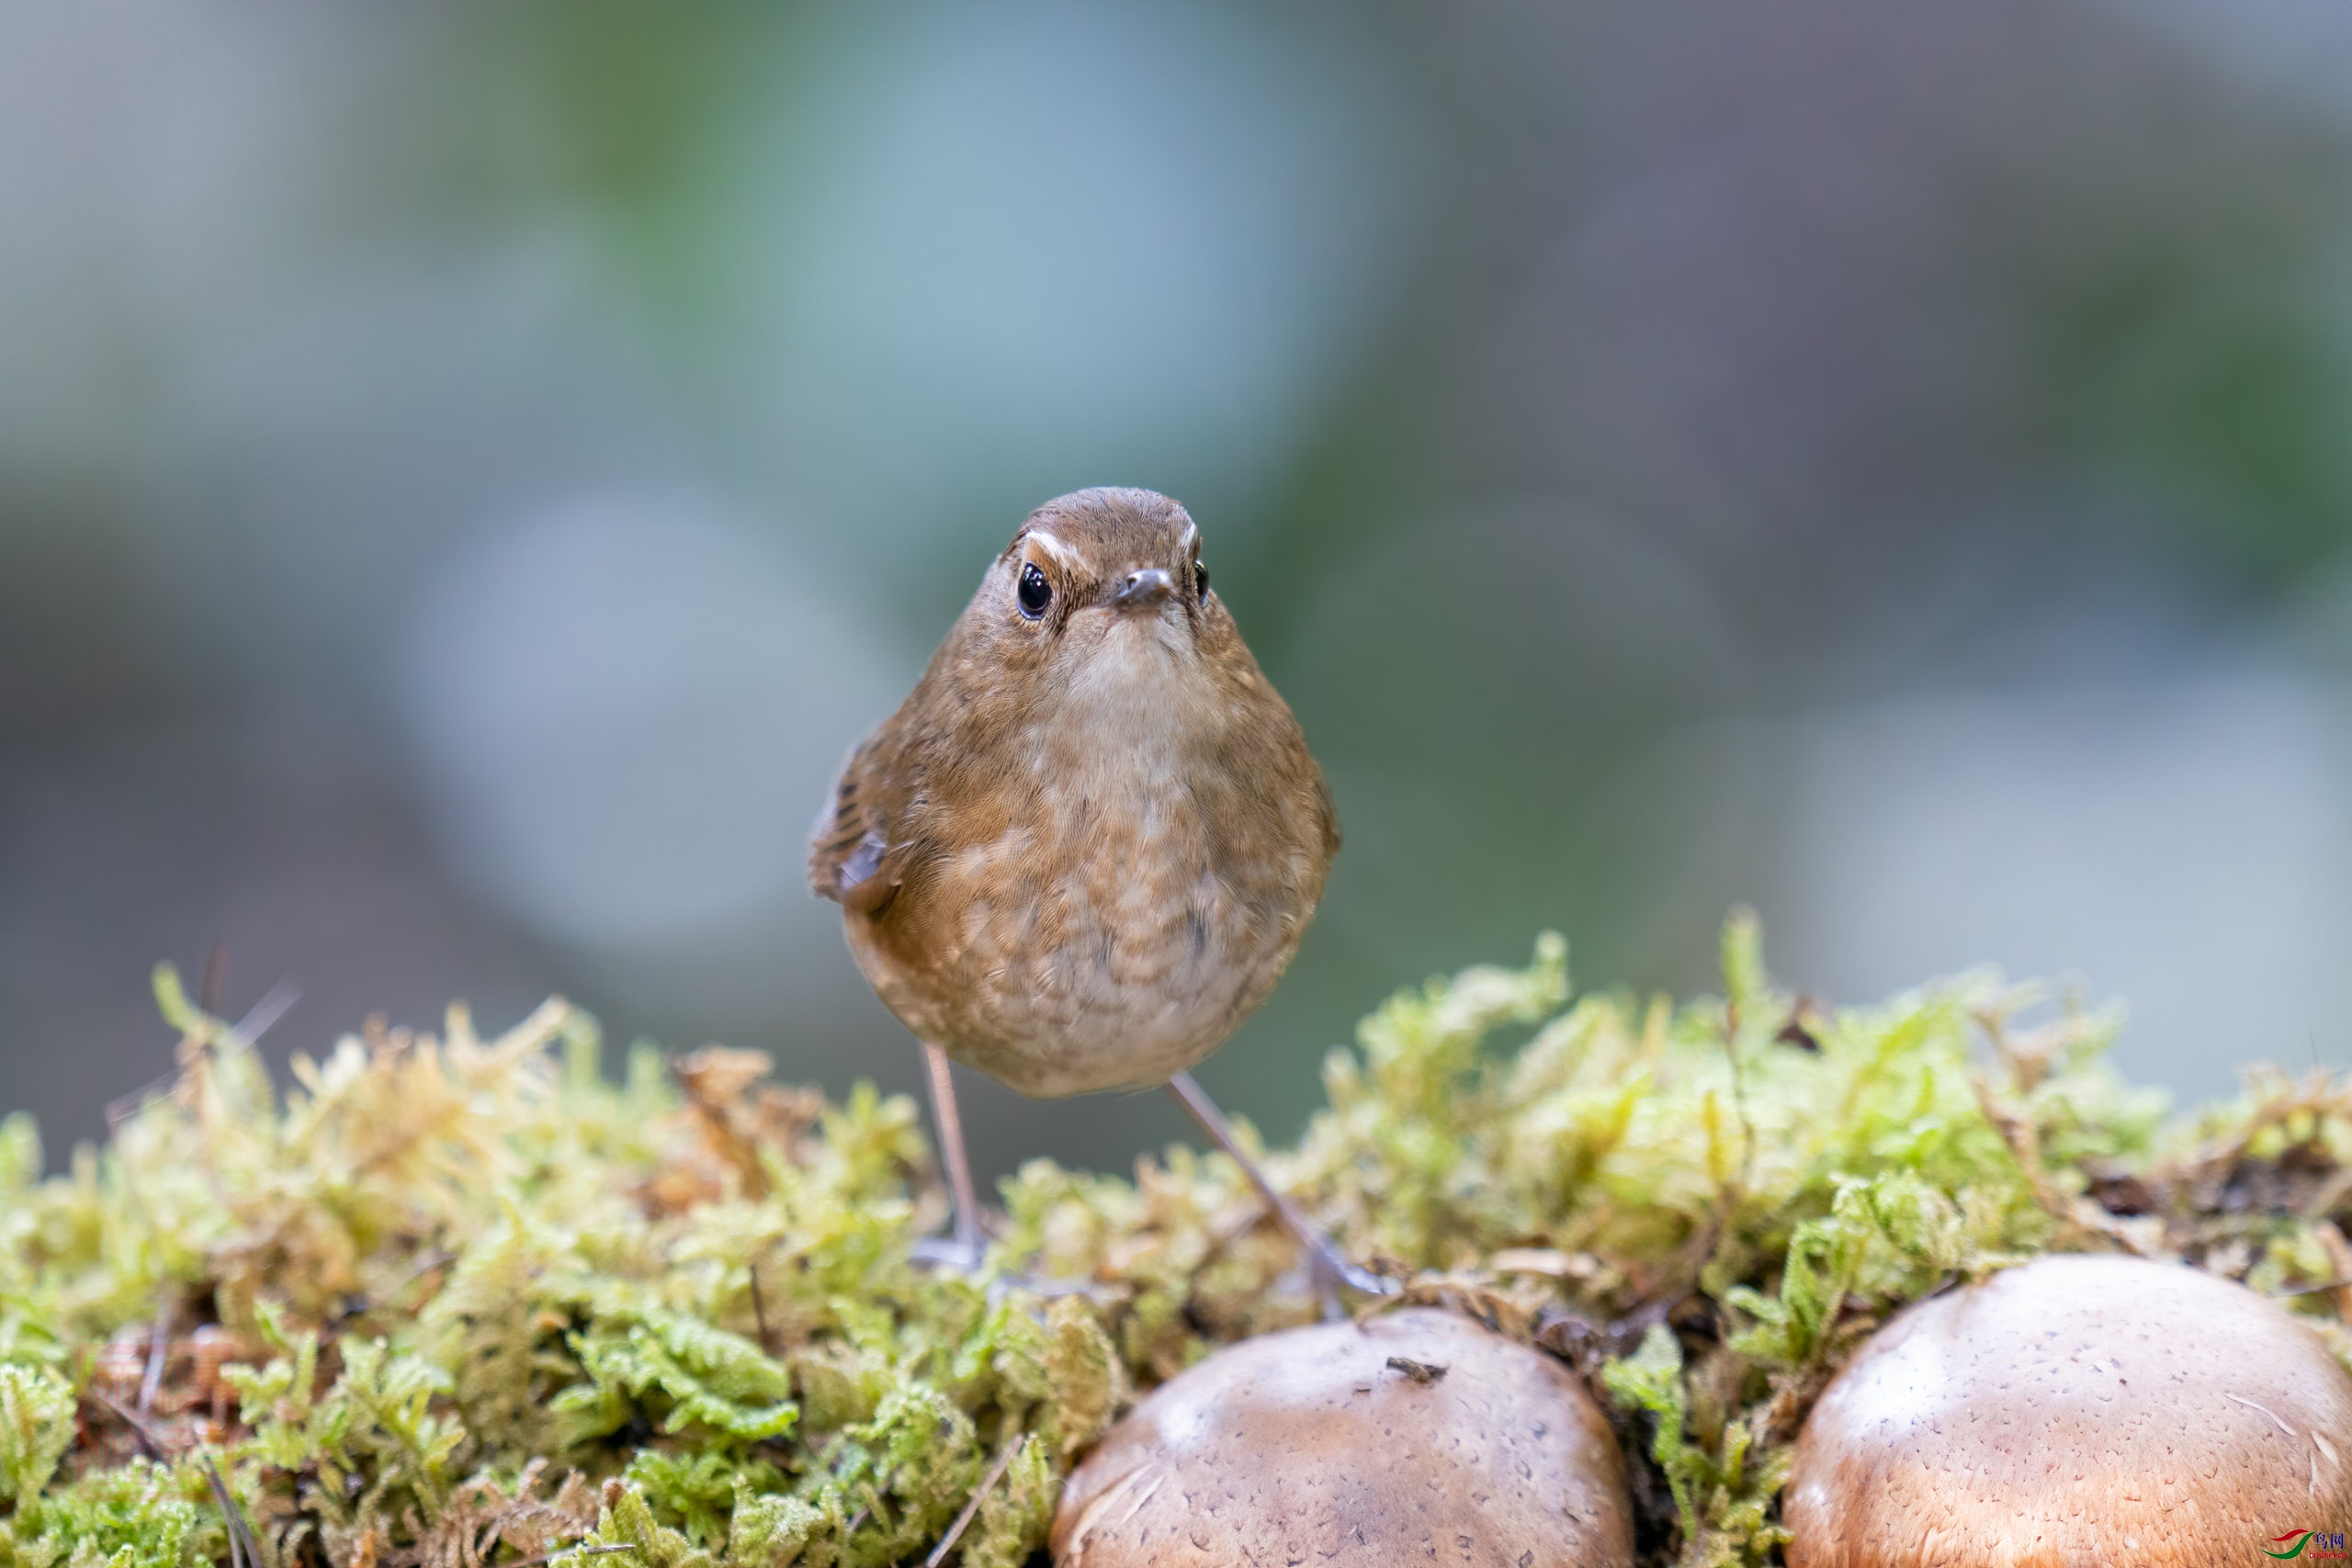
1164, 1071, 1395, 1309
910, 1046, 1096, 1297
913, 1042, 988, 1269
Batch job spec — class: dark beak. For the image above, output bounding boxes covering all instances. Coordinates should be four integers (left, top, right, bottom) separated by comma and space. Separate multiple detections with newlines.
1112, 568, 1176, 609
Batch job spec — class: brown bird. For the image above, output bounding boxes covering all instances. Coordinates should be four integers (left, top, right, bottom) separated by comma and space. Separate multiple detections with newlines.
809, 486, 1381, 1294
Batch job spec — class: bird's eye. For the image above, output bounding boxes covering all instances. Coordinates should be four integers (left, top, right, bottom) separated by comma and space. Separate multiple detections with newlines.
1017, 562, 1052, 619
1194, 560, 1211, 603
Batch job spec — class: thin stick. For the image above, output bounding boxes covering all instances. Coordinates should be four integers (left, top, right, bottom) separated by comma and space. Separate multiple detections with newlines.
199, 943, 229, 1018
334, 1247, 456, 1325
139, 1292, 175, 1414
85, 1384, 167, 1460
1165, 1072, 1392, 1299
87, 1387, 260, 1568
106, 973, 299, 1135
925, 1438, 1023, 1568
231, 978, 300, 1047
383, 1246, 456, 1304
105, 1074, 175, 1135
843, 1462, 894, 1538
921, 1043, 984, 1255
199, 1454, 262, 1568
748, 1258, 775, 1355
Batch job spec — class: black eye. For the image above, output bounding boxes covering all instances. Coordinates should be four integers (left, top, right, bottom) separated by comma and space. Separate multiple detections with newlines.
1017, 562, 1051, 618
1194, 560, 1210, 603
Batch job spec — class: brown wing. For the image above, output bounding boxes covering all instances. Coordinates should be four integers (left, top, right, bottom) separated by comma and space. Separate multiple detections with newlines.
1311, 762, 1341, 860
808, 732, 905, 916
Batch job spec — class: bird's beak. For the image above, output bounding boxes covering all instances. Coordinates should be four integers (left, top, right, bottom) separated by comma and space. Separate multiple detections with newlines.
1112, 568, 1176, 609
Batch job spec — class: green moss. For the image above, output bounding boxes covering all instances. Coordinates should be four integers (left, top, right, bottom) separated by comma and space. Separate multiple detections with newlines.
0, 917, 2342, 1567
0, 1367, 75, 1506
1, 1458, 223, 1568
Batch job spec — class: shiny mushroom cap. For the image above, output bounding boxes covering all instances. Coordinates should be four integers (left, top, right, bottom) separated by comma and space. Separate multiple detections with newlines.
1785, 1253, 2352, 1568
1052, 1307, 1633, 1568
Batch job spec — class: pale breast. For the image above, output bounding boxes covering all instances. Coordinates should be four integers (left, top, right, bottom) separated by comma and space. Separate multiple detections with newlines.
847, 739, 1328, 1099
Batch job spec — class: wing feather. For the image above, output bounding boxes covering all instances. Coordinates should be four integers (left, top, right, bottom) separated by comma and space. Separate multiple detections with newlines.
808, 734, 906, 915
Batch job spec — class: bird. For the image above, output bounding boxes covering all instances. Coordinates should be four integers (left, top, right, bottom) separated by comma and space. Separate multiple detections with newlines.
808, 486, 1383, 1295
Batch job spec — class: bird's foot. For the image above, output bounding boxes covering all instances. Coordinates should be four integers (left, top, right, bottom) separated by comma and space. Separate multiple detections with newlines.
1161, 1071, 1396, 1319
1298, 1228, 1397, 1320
909, 1235, 991, 1274
1306, 1236, 1396, 1302
909, 1234, 1104, 1302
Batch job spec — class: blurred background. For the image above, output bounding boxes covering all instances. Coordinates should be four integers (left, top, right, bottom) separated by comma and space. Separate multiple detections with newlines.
7, 0, 2352, 1181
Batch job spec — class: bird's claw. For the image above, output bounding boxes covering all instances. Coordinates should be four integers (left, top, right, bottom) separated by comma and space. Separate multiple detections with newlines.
910, 1235, 1105, 1306
909, 1235, 990, 1274
1305, 1235, 1398, 1319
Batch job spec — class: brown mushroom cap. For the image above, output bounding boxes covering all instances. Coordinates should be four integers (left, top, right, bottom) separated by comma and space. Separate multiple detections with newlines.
1052, 1307, 1632, 1568
1785, 1254, 2352, 1568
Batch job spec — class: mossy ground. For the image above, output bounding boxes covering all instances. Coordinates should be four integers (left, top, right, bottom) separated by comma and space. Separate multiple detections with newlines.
0, 915, 2346, 1568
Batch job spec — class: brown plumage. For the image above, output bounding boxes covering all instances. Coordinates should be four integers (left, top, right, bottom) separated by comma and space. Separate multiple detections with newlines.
809, 487, 1338, 1099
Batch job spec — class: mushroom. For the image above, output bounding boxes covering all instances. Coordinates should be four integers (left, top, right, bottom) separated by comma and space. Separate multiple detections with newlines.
1785, 1253, 2352, 1568
1052, 1307, 1632, 1568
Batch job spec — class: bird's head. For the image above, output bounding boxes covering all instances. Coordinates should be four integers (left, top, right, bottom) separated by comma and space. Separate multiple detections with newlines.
954, 488, 1250, 727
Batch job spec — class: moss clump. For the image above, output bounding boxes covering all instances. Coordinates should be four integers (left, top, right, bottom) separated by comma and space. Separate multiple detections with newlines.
0, 914, 2345, 1568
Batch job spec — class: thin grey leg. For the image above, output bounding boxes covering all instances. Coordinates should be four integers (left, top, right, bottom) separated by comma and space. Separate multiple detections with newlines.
922, 1042, 986, 1258
1165, 1071, 1394, 1303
